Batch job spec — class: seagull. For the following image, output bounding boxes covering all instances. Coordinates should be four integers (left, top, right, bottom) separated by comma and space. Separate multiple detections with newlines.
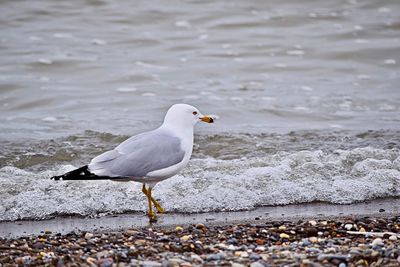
51, 104, 214, 221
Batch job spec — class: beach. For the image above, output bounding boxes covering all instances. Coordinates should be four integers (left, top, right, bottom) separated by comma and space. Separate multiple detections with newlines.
1, 199, 400, 266
1, 0, 400, 265
1, 215, 399, 266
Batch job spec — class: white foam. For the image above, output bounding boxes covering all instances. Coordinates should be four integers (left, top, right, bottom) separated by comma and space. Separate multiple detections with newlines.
42, 117, 57, 122
175, 21, 191, 28
286, 50, 305, 56
91, 39, 107, 45
37, 59, 53, 65
116, 87, 137, 93
1, 147, 399, 221
383, 59, 396, 65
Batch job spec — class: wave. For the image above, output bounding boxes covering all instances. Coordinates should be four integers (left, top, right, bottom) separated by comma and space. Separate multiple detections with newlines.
1, 140, 399, 221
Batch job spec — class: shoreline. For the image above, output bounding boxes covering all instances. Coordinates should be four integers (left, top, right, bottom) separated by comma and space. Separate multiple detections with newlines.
1, 198, 399, 239
0, 215, 399, 266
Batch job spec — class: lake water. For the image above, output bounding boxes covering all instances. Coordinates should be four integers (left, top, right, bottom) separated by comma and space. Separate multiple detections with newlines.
0, 0, 399, 221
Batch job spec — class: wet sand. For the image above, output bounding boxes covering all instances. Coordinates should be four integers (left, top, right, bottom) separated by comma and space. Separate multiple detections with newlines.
1, 199, 400, 266
1, 198, 399, 239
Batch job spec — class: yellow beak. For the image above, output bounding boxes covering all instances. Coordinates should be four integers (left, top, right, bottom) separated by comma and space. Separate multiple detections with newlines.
200, 116, 214, 123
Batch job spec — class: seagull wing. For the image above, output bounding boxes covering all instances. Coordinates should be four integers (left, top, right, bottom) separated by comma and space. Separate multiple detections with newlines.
88, 129, 185, 178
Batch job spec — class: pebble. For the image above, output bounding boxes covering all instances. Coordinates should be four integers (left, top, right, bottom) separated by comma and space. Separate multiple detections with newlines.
280, 233, 290, 239
180, 235, 191, 242
195, 223, 205, 229
84, 232, 94, 239
309, 220, 317, 226
309, 237, 318, 243
141, 260, 162, 267
372, 238, 384, 246
250, 262, 264, 267
1, 217, 399, 266
344, 224, 353, 230
206, 253, 225, 261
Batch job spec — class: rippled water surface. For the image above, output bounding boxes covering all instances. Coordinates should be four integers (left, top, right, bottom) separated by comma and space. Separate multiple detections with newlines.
0, 0, 399, 221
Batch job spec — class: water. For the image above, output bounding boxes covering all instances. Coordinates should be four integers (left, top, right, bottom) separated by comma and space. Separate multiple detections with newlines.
0, 0, 399, 221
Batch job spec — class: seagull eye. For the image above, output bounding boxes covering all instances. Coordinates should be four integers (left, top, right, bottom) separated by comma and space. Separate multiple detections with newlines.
192, 111, 198, 115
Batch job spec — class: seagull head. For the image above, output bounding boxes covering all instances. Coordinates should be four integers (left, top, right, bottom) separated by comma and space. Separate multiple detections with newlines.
163, 104, 214, 128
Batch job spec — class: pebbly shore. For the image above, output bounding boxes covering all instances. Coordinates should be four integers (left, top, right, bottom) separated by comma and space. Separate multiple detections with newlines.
1, 216, 399, 267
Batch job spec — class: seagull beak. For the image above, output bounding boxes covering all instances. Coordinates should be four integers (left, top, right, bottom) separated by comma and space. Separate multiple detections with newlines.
200, 116, 214, 123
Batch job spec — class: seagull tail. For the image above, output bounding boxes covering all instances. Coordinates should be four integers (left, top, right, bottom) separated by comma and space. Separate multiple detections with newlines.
50, 165, 110, 181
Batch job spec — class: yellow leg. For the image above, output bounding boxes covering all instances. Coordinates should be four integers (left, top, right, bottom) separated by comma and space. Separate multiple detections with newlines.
141, 184, 165, 214
141, 184, 155, 220
151, 196, 165, 214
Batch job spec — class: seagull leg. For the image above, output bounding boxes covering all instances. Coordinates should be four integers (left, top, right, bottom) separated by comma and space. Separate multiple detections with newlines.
141, 184, 165, 214
141, 184, 156, 221
150, 196, 165, 214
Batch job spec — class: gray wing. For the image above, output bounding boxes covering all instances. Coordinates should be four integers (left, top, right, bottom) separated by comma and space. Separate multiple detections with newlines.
88, 129, 185, 178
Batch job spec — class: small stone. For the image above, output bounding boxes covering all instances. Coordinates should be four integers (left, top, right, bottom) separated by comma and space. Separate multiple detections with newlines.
305, 227, 318, 237
309, 237, 318, 243
249, 254, 261, 261
255, 239, 264, 245
180, 262, 192, 267
134, 239, 147, 246
191, 254, 203, 263
278, 225, 286, 230
32, 242, 44, 249
309, 220, 317, 226
125, 229, 138, 235
195, 223, 205, 229
141, 261, 162, 267
280, 233, 290, 239
379, 208, 385, 212
180, 235, 191, 242
167, 258, 184, 266
255, 246, 265, 252
260, 253, 269, 261
237, 251, 249, 258
232, 263, 246, 267
356, 259, 368, 266
359, 227, 366, 232
84, 232, 94, 239
228, 238, 238, 244
371, 251, 380, 257
175, 226, 183, 231
87, 257, 96, 265
338, 263, 347, 267
389, 235, 397, 241
97, 250, 109, 258
372, 238, 384, 246
206, 253, 225, 261
250, 262, 264, 267
97, 258, 113, 267
344, 224, 353, 230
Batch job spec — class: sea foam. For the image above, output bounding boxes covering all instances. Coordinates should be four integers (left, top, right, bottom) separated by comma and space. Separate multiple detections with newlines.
0, 146, 399, 221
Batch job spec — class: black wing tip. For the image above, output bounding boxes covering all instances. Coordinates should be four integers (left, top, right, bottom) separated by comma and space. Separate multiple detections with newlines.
50, 165, 90, 181
50, 175, 65, 181
50, 165, 115, 180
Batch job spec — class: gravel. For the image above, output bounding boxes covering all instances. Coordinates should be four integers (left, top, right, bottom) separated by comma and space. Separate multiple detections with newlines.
1, 216, 399, 266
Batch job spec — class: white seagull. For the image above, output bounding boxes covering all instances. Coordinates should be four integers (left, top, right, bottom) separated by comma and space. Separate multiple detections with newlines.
51, 104, 214, 221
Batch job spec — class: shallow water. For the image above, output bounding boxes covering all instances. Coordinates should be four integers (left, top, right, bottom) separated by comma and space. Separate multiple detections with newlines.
0, 0, 399, 139
0, 0, 400, 221
1, 130, 399, 221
